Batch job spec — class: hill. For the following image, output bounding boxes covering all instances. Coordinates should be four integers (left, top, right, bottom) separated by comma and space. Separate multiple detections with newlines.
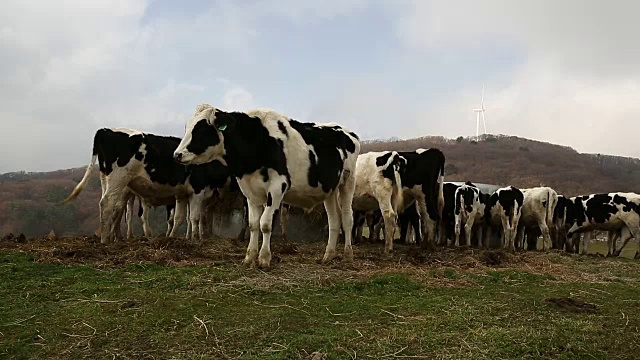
2, 134, 640, 237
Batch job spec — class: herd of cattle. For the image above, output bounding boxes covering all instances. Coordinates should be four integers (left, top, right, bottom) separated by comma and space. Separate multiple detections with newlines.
62, 104, 640, 268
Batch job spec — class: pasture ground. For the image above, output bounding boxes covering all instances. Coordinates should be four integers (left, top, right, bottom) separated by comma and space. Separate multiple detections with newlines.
1, 235, 639, 359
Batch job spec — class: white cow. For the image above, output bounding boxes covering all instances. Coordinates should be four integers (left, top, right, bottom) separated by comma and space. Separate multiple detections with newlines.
352, 151, 406, 253
516, 187, 558, 251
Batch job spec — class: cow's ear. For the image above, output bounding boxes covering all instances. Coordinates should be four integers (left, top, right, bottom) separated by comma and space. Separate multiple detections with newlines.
212, 111, 236, 132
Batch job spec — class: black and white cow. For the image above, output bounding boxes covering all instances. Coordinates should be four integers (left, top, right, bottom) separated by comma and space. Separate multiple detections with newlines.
173, 104, 360, 268
352, 151, 406, 253
454, 182, 489, 247
397, 148, 446, 250
516, 187, 558, 251
484, 186, 524, 250
62, 128, 238, 243
565, 193, 640, 259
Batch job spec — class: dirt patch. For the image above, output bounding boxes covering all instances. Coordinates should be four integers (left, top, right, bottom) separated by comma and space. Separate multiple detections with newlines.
479, 250, 516, 266
544, 297, 599, 314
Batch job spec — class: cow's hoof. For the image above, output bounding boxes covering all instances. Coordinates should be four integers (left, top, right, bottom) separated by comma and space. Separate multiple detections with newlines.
322, 250, 337, 263
258, 253, 272, 269
243, 250, 258, 267
343, 247, 354, 262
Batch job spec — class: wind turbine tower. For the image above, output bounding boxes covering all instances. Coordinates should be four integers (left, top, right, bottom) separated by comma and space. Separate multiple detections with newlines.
473, 85, 487, 141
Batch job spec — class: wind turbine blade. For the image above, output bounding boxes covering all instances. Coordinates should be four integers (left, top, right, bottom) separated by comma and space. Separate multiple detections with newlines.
481, 84, 485, 109
476, 112, 480, 141
481, 110, 487, 134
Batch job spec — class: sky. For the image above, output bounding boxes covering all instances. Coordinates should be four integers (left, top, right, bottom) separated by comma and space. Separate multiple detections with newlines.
1, 0, 640, 173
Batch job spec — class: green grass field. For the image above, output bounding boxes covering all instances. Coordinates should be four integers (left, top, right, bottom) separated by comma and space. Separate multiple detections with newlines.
1, 236, 639, 359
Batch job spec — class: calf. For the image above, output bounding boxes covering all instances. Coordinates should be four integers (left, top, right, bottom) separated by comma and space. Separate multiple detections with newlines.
352, 151, 406, 253
454, 182, 489, 247
516, 187, 558, 251
484, 186, 524, 250
397, 148, 445, 250
566, 193, 640, 259
173, 104, 360, 268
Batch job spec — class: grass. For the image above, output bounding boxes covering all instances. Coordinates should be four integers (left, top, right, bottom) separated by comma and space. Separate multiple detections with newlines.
0, 237, 639, 359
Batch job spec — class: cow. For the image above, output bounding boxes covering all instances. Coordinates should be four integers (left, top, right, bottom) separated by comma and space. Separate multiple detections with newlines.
173, 104, 360, 268
62, 128, 238, 243
565, 193, 640, 259
351, 151, 406, 253
454, 182, 489, 247
516, 187, 558, 251
397, 148, 445, 250
484, 186, 524, 250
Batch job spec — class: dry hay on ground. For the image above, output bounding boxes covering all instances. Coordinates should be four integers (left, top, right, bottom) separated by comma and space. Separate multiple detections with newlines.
1, 235, 638, 288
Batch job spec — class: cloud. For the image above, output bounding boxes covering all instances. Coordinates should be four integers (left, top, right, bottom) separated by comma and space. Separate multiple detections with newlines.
392, 0, 640, 158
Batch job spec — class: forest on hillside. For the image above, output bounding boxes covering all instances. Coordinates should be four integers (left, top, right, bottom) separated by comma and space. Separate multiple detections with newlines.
2, 134, 640, 237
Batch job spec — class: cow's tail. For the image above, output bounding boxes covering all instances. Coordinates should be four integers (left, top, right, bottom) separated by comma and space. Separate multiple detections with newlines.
61, 154, 97, 204
392, 163, 404, 214
544, 190, 551, 226
438, 162, 445, 220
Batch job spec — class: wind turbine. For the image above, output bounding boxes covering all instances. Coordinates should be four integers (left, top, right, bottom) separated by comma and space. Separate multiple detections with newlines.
473, 85, 487, 141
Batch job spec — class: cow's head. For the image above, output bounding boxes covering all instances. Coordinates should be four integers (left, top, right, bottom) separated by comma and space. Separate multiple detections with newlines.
393, 154, 408, 177
174, 104, 234, 165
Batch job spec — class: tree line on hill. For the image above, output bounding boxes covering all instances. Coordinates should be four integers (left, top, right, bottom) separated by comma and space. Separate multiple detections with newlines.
2, 134, 640, 237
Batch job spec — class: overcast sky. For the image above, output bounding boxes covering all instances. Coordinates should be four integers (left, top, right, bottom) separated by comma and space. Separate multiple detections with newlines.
1, 0, 640, 173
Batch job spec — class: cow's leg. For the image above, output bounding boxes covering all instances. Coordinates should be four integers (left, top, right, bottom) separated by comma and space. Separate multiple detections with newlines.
243, 199, 263, 266
614, 227, 633, 257
165, 205, 175, 237
257, 191, 284, 269
411, 210, 423, 246
475, 224, 484, 249
619, 220, 640, 259
537, 217, 552, 251
416, 197, 436, 250
454, 212, 462, 247
366, 213, 375, 242
280, 204, 289, 242
373, 219, 383, 242
169, 199, 187, 237
354, 211, 365, 244
337, 174, 356, 262
376, 192, 398, 254
188, 198, 204, 241
113, 202, 126, 241
99, 189, 127, 244
581, 231, 592, 255
607, 230, 617, 256
237, 198, 249, 241
140, 199, 153, 239
482, 225, 491, 249
184, 202, 193, 239
464, 211, 477, 247
515, 226, 525, 250
126, 195, 135, 239
322, 192, 342, 263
